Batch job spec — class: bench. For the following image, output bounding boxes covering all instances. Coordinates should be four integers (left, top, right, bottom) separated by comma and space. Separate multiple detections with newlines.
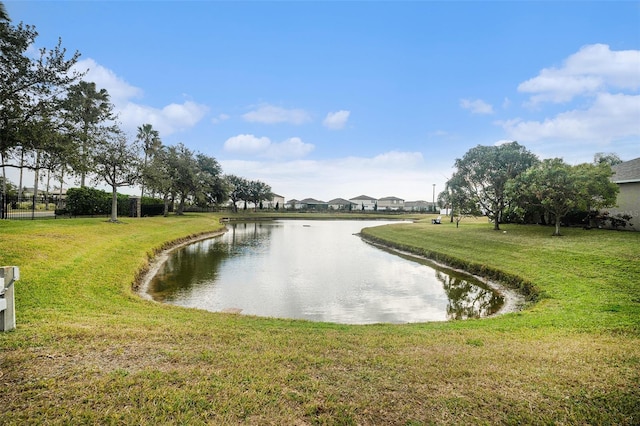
1, 266, 19, 331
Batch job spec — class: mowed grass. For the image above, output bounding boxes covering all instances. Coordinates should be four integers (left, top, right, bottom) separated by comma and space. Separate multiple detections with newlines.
0, 214, 638, 425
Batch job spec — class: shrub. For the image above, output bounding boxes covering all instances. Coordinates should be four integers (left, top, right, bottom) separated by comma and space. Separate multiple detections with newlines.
65, 187, 112, 216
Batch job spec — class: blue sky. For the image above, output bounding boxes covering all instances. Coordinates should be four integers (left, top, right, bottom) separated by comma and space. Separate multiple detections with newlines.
6, 1, 640, 202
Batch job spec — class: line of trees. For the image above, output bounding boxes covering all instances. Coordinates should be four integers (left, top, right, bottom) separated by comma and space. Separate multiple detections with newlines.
438, 142, 622, 235
0, 4, 273, 222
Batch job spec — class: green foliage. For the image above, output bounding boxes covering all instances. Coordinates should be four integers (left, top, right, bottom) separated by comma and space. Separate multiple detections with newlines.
450, 142, 539, 230
65, 187, 112, 216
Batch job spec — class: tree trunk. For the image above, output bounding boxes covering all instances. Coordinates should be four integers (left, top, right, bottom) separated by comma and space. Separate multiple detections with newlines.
110, 186, 118, 222
163, 195, 169, 217
32, 151, 41, 220
553, 216, 562, 236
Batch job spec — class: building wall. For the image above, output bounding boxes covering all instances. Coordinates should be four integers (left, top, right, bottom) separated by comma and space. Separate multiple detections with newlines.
608, 182, 640, 231
350, 198, 377, 211
378, 199, 404, 210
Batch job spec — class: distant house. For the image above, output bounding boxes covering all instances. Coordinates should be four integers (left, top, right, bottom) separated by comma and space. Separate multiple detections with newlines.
405, 200, 432, 212
349, 195, 377, 211
610, 157, 640, 231
298, 198, 328, 210
327, 198, 357, 210
263, 193, 285, 209
378, 196, 404, 211
286, 199, 299, 210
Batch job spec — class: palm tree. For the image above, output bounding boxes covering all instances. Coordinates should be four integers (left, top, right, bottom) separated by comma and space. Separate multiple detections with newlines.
136, 123, 161, 198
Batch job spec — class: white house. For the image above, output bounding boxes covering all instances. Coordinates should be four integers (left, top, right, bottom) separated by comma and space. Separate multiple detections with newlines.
327, 198, 357, 210
262, 193, 285, 209
404, 200, 432, 212
349, 195, 377, 211
378, 196, 404, 211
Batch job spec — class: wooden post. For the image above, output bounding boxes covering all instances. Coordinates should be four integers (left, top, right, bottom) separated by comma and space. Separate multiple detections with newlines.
0, 266, 19, 331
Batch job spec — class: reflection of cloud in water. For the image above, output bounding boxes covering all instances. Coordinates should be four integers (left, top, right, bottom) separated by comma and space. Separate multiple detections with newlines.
150, 220, 503, 324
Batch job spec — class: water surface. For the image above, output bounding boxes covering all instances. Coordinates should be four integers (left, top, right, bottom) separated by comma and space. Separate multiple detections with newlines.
149, 220, 503, 324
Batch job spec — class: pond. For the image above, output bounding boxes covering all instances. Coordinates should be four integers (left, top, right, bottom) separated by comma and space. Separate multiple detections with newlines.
147, 220, 504, 324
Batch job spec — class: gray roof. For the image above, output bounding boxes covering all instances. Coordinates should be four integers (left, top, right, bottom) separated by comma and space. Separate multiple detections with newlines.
327, 198, 356, 204
378, 196, 404, 202
612, 157, 640, 183
349, 195, 377, 201
299, 198, 327, 204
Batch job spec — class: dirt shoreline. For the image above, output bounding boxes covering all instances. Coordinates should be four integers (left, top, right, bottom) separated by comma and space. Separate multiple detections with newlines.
136, 229, 228, 301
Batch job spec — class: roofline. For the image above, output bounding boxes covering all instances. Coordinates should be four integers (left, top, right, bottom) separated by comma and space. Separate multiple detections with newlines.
613, 179, 640, 184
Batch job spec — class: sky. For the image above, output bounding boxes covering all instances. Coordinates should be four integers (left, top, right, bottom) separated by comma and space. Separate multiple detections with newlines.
5, 1, 640, 202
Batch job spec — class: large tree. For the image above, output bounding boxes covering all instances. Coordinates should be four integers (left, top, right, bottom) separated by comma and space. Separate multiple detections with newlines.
136, 123, 161, 198
61, 81, 116, 187
247, 180, 273, 212
0, 9, 81, 195
511, 158, 619, 235
166, 143, 199, 215
92, 131, 140, 222
195, 153, 226, 207
451, 142, 539, 230
225, 174, 249, 213
143, 144, 174, 217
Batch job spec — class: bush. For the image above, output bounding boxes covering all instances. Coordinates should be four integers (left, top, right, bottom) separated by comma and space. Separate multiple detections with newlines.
66, 188, 112, 216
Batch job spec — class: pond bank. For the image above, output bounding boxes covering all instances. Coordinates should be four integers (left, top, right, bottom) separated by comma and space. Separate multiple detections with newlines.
135, 229, 228, 301
137, 222, 523, 320
360, 236, 526, 316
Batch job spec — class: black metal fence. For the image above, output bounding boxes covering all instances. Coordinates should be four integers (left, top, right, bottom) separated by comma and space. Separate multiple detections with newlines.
0, 193, 178, 220
1, 194, 60, 220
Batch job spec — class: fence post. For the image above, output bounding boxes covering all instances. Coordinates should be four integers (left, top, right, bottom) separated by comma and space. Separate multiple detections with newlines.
0, 266, 19, 331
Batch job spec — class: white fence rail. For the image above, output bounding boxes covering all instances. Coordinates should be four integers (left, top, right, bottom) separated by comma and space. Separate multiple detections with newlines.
0, 266, 19, 331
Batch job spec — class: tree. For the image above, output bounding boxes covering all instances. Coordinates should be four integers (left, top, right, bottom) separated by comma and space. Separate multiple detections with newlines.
166, 143, 199, 215
513, 158, 579, 236
1, 11, 81, 196
442, 174, 482, 228
93, 131, 140, 222
225, 174, 249, 213
247, 180, 272, 212
136, 123, 161, 198
62, 81, 116, 187
143, 145, 174, 216
195, 153, 226, 207
593, 152, 623, 167
511, 158, 620, 234
573, 162, 619, 226
451, 142, 539, 230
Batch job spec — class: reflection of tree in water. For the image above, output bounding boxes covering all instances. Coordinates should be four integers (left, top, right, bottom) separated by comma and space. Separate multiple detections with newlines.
150, 222, 274, 299
435, 270, 503, 320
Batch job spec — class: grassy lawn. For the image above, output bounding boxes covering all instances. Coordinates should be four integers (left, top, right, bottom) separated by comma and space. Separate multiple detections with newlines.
0, 214, 638, 425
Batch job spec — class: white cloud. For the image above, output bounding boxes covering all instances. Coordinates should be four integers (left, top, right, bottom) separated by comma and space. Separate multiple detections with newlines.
323, 110, 351, 129
224, 134, 271, 154
242, 104, 311, 125
212, 113, 230, 124
499, 93, 640, 143
460, 99, 494, 115
265, 137, 315, 159
70, 58, 208, 136
119, 100, 209, 136
518, 44, 640, 104
223, 134, 314, 160
72, 58, 142, 105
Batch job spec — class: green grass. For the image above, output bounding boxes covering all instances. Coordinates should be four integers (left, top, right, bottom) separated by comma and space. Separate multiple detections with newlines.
1, 214, 638, 425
